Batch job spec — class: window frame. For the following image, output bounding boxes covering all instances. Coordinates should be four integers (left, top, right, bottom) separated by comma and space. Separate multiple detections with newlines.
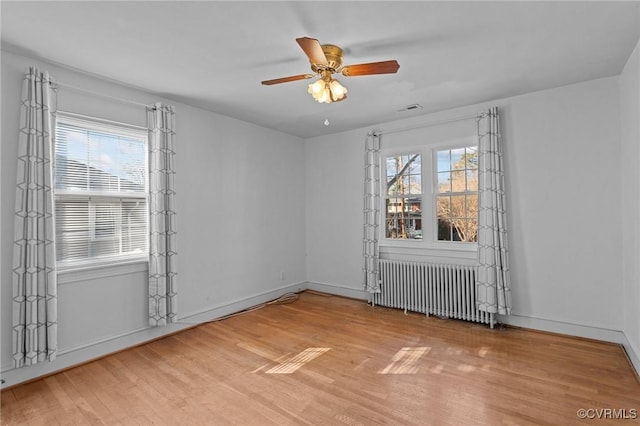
53, 111, 150, 272
379, 136, 479, 256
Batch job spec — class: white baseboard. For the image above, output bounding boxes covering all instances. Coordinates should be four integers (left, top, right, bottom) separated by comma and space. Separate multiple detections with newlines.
0, 282, 307, 390
498, 314, 640, 377
3, 282, 638, 388
0, 322, 192, 389
621, 332, 640, 379
177, 282, 307, 324
305, 281, 368, 301
497, 314, 627, 344
305, 285, 640, 378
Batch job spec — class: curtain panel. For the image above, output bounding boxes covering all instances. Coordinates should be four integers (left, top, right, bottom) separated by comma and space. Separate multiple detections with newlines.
147, 103, 178, 326
12, 67, 58, 367
363, 132, 381, 293
476, 107, 512, 315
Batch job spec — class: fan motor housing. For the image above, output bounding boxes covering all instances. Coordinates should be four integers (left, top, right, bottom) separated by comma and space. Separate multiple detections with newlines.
311, 44, 344, 72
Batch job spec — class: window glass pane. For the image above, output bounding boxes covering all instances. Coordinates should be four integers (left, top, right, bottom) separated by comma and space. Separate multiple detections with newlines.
122, 200, 148, 254
436, 195, 450, 218
436, 195, 452, 241
93, 202, 118, 238
450, 170, 465, 192
452, 225, 462, 241
409, 174, 422, 194
386, 157, 398, 177
466, 146, 478, 169
386, 197, 422, 239
387, 178, 398, 195
90, 237, 120, 258
120, 138, 147, 192
385, 153, 421, 196
465, 194, 478, 219
55, 122, 147, 195
438, 194, 478, 242
401, 176, 410, 193
451, 148, 465, 170
434, 144, 479, 243
56, 200, 90, 261
466, 169, 478, 191
449, 218, 477, 242
409, 154, 421, 175
449, 195, 465, 218
437, 150, 449, 172
465, 219, 478, 243
437, 172, 451, 193
437, 218, 451, 241
56, 198, 148, 263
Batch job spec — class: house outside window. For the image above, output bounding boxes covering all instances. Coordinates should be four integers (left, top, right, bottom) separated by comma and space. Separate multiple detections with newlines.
54, 112, 148, 268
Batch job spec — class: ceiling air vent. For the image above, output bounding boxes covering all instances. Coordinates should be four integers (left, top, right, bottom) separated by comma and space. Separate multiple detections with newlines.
398, 104, 422, 112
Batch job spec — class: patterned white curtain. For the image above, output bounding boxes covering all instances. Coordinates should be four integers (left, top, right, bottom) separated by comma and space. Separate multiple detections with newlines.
363, 132, 381, 293
12, 67, 58, 367
476, 107, 512, 315
147, 103, 178, 326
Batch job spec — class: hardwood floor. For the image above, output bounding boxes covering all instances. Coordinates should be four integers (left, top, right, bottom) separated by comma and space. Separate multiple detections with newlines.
2, 291, 639, 425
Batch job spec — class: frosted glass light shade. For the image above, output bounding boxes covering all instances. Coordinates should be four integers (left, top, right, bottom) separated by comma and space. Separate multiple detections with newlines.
308, 77, 348, 103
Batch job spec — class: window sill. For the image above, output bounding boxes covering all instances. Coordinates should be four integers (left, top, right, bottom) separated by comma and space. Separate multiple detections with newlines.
379, 243, 477, 264
57, 257, 148, 285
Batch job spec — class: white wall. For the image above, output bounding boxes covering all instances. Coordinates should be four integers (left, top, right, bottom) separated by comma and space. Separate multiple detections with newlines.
306, 77, 625, 340
2, 44, 637, 386
172, 101, 307, 319
305, 127, 366, 298
620, 39, 640, 372
1, 49, 307, 386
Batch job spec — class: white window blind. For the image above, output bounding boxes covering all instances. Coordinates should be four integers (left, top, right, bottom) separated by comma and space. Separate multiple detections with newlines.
54, 113, 148, 266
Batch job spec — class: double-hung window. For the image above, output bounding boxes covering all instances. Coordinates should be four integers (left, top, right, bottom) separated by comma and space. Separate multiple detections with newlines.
383, 139, 478, 248
54, 113, 149, 268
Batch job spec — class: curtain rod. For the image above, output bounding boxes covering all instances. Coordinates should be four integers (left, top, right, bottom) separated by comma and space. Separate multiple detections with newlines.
372, 112, 485, 137
51, 80, 153, 109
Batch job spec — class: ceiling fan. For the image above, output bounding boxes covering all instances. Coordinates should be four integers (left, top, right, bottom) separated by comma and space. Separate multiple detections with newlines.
261, 37, 400, 103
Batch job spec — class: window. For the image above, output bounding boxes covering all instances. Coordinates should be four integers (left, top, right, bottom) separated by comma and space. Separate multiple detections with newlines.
436, 146, 478, 242
54, 113, 148, 267
383, 140, 478, 246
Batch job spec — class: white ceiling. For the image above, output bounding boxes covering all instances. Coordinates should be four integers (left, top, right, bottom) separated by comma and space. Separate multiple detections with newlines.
2, 1, 639, 138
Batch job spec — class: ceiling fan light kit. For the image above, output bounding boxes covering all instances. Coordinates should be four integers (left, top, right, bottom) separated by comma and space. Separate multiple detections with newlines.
308, 70, 348, 103
262, 37, 400, 104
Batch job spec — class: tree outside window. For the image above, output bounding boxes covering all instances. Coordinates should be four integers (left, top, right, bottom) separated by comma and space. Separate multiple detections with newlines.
436, 146, 478, 242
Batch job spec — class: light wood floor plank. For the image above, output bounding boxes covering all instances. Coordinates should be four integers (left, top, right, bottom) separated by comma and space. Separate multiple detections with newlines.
2, 291, 639, 425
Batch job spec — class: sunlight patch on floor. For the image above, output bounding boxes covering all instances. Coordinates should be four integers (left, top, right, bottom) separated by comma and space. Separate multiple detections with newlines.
378, 347, 431, 374
265, 348, 331, 374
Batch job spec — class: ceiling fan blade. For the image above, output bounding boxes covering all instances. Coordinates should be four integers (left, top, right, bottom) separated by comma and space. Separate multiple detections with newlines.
296, 37, 329, 66
341, 60, 400, 77
261, 74, 315, 86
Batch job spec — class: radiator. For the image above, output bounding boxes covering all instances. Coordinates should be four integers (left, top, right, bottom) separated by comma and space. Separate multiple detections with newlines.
373, 259, 495, 327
